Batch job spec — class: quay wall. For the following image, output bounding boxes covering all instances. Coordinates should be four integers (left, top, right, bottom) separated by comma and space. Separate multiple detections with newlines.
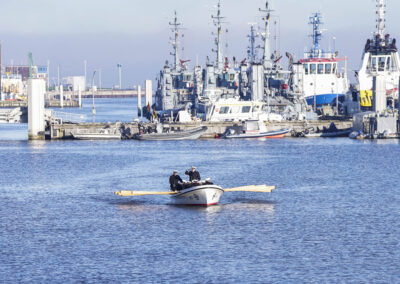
49, 120, 353, 140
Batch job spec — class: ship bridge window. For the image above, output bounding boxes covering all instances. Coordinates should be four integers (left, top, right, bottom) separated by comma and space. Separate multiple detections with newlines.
371, 57, 377, 72
325, 63, 332, 74
378, 57, 386, 72
386, 57, 391, 71
241, 106, 251, 113
219, 106, 230, 114
303, 64, 309, 75
318, 64, 324, 74
310, 64, 316, 74
332, 63, 337, 74
185, 75, 191, 82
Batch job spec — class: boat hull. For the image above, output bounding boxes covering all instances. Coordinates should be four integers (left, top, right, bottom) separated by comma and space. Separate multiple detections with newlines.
305, 93, 344, 106
225, 129, 290, 139
171, 185, 224, 206
72, 133, 121, 140
304, 129, 352, 138
134, 126, 207, 141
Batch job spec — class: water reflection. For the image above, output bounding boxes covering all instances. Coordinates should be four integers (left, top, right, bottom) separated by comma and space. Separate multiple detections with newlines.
28, 140, 47, 152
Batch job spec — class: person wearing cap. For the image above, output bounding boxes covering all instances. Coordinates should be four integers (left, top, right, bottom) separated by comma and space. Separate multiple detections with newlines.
185, 166, 201, 182
169, 170, 183, 191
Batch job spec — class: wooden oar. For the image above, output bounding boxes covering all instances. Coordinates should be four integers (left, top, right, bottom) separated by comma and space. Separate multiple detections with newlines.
224, 185, 275, 193
115, 190, 176, 196
115, 185, 275, 197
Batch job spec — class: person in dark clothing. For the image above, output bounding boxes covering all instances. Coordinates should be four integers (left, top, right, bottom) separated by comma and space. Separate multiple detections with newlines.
185, 166, 201, 182
169, 170, 183, 191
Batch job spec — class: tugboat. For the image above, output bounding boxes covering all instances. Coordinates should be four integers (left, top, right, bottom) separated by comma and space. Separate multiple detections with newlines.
357, 0, 400, 110
290, 13, 349, 109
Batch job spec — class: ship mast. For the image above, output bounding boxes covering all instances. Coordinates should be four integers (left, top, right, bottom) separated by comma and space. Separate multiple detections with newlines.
309, 13, 323, 58
212, 0, 225, 70
247, 24, 258, 64
376, 0, 386, 41
260, 1, 273, 70
169, 11, 182, 71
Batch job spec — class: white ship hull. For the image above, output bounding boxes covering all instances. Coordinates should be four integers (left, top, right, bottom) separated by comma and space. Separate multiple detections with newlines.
171, 185, 224, 206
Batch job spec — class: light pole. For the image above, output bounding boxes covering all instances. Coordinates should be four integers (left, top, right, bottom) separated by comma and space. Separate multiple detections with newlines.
117, 63, 122, 89
84, 60, 87, 91
92, 70, 97, 123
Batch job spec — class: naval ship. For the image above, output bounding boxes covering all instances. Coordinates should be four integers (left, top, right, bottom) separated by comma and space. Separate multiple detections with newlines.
154, 1, 309, 122
155, 11, 202, 114
357, 0, 400, 110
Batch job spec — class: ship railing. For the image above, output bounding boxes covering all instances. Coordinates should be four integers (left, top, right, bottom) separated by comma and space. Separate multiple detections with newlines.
50, 111, 87, 124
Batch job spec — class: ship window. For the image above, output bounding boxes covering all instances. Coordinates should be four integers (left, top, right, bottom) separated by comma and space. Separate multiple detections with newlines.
241, 106, 251, 113
219, 106, 230, 114
325, 63, 332, 74
386, 57, 391, 71
186, 75, 191, 81
371, 57, 377, 72
310, 64, 316, 74
378, 57, 386, 72
303, 64, 309, 75
318, 64, 324, 74
332, 63, 337, 74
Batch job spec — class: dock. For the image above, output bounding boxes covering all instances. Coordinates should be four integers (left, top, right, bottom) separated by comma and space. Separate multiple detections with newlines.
48, 120, 353, 140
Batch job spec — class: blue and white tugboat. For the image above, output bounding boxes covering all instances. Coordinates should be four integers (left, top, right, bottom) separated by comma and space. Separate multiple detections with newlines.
291, 13, 349, 108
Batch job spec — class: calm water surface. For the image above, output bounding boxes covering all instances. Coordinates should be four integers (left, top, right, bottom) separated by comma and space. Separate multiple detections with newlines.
0, 104, 400, 283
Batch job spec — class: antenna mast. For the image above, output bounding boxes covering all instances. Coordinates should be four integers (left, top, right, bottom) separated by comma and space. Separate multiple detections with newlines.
247, 24, 258, 64
212, 0, 225, 70
376, 0, 386, 40
169, 11, 182, 71
309, 13, 324, 58
260, 1, 273, 70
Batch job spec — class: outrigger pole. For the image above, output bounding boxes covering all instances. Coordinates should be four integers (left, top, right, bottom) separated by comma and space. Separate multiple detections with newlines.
114, 185, 275, 197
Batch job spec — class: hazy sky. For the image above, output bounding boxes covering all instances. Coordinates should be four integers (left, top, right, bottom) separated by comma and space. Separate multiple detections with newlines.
1, 0, 400, 87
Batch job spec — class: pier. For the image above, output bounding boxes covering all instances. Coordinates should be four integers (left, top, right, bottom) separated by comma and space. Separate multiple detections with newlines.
48, 120, 353, 140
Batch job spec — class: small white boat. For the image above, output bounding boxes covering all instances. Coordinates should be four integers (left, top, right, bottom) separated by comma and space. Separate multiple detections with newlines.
114, 184, 275, 206
223, 120, 290, 139
171, 184, 224, 206
72, 129, 121, 140
133, 126, 207, 141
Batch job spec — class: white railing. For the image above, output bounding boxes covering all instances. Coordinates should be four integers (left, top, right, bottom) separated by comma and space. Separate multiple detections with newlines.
51, 111, 86, 123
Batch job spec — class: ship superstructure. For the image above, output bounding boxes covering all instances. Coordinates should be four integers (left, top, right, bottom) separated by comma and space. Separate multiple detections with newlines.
290, 13, 349, 108
155, 11, 201, 112
357, 0, 400, 109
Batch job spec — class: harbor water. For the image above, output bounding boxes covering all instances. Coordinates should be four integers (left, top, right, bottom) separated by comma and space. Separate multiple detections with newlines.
1, 100, 400, 283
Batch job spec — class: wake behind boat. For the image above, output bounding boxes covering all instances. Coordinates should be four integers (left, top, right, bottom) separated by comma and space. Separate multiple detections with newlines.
133, 126, 207, 141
